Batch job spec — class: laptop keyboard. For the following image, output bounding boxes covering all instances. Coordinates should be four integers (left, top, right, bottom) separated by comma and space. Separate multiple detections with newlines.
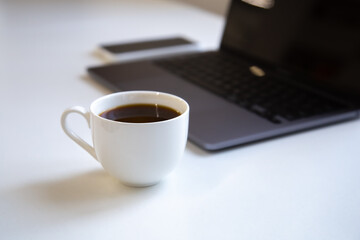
156, 52, 346, 124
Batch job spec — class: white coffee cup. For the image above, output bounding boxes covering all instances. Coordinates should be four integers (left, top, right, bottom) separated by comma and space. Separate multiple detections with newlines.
61, 91, 189, 187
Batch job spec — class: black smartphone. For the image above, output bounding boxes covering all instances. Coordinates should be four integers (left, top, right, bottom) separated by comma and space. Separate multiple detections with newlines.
96, 36, 199, 62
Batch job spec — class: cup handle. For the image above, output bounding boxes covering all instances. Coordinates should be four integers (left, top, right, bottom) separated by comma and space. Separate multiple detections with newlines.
61, 106, 98, 161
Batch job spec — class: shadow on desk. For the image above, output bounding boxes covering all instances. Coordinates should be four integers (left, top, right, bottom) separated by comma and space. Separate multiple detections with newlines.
33, 170, 161, 205
5, 169, 167, 226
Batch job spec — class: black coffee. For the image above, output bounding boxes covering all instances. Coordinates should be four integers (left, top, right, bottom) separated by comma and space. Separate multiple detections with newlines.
100, 103, 181, 123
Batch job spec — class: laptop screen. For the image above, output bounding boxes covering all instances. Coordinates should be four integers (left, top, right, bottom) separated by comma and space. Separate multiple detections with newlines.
221, 0, 360, 105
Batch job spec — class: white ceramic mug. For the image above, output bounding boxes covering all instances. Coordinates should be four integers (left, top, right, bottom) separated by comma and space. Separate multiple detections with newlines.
61, 91, 189, 187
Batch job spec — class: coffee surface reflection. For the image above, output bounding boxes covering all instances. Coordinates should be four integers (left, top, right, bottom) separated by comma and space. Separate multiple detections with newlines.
100, 104, 181, 123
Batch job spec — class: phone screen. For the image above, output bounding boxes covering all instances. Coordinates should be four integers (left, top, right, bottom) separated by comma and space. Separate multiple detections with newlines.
102, 37, 193, 54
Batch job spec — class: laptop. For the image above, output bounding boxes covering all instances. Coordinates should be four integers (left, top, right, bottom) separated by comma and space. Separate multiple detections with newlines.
88, 0, 360, 151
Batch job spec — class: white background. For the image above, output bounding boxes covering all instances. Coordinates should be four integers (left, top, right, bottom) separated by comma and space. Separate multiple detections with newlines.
1, 0, 360, 239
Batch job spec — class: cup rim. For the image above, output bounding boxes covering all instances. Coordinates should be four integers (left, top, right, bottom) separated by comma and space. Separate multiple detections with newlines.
90, 90, 189, 125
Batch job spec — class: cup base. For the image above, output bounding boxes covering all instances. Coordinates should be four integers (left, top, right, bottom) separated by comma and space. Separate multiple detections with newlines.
122, 181, 161, 188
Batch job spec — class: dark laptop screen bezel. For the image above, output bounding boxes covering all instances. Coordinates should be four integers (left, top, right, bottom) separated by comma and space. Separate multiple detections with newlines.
220, 0, 360, 106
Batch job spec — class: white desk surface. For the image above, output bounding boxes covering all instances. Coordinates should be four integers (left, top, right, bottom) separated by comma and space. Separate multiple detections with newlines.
1, 0, 360, 239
